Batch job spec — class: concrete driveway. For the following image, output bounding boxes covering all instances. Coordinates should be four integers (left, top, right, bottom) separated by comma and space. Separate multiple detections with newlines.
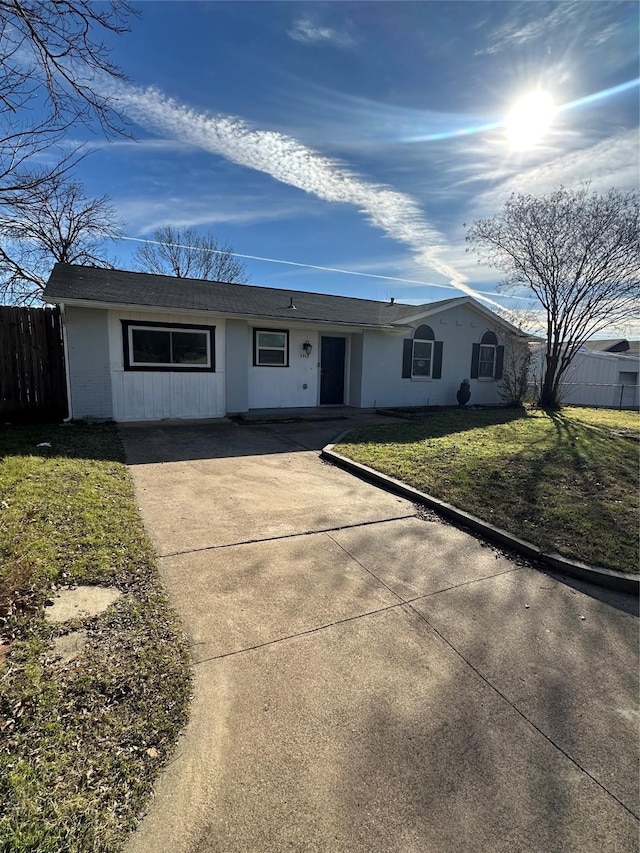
121, 417, 639, 853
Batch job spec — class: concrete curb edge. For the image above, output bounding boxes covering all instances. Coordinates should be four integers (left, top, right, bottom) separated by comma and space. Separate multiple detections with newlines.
321, 443, 639, 595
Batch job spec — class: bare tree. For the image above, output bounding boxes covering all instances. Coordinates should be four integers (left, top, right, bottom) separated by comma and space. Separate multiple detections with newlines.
492, 305, 545, 337
497, 334, 533, 407
467, 185, 640, 408
0, 1, 135, 204
0, 176, 121, 303
134, 226, 249, 283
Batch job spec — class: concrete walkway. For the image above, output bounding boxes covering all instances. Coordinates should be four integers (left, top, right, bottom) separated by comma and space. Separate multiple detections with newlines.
121, 418, 639, 853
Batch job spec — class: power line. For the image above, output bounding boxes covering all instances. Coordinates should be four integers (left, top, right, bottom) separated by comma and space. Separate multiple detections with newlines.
115, 234, 528, 301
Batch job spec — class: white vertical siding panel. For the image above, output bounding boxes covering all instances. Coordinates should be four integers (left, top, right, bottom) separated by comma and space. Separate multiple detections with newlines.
200, 374, 208, 417
182, 375, 193, 417
162, 374, 172, 417
134, 379, 146, 421
141, 373, 152, 420
169, 373, 180, 418
151, 373, 164, 419
217, 375, 225, 417
187, 375, 199, 417
125, 378, 137, 421
105, 309, 225, 421
111, 373, 122, 420
182, 375, 192, 417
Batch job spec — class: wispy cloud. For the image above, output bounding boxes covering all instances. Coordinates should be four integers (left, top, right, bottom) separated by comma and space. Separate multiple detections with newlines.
470, 129, 639, 218
109, 82, 502, 307
116, 195, 318, 235
477, 1, 621, 56
287, 17, 354, 47
61, 137, 198, 159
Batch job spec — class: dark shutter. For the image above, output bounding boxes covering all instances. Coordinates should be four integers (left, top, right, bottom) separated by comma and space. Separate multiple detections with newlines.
402, 339, 412, 378
470, 343, 480, 379
495, 345, 504, 380
432, 341, 443, 379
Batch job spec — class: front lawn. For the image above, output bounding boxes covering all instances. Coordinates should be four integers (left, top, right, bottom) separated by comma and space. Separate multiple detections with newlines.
0, 424, 191, 853
337, 407, 639, 573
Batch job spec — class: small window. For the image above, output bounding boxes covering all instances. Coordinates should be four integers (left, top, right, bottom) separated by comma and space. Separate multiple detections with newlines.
402, 326, 442, 380
412, 325, 434, 379
478, 344, 496, 378
478, 331, 498, 379
470, 330, 503, 381
254, 328, 289, 367
413, 340, 433, 377
122, 321, 214, 371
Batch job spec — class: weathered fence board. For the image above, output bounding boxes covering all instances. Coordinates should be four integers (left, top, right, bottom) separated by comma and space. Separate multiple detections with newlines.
0, 306, 67, 421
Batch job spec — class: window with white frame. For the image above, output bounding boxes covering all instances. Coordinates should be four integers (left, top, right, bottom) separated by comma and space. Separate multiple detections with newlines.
478, 330, 498, 378
402, 325, 443, 380
254, 328, 289, 366
412, 324, 434, 378
122, 321, 214, 371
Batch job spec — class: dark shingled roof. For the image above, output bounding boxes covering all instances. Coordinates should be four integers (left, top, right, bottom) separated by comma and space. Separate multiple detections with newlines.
584, 338, 640, 355
43, 264, 463, 328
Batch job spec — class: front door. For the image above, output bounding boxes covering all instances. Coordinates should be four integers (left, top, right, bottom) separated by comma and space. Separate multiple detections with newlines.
320, 336, 346, 405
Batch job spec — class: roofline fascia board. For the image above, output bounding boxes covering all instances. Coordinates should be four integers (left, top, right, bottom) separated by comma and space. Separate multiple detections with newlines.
391, 297, 467, 325
530, 341, 640, 360
51, 297, 406, 333
579, 351, 640, 363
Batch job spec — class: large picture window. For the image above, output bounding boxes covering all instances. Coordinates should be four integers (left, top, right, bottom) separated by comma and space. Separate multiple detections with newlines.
254, 328, 289, 366
122, 320, 215, 371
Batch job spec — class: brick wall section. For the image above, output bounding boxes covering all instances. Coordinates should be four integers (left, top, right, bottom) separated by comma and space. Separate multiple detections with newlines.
65, 306, 113, 419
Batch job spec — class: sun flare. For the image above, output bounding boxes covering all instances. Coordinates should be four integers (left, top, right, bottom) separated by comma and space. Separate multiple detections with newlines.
505, 91, 555, 150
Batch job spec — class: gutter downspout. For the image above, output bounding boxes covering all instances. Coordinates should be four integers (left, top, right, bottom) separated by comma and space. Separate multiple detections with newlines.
59, 302, 73, 422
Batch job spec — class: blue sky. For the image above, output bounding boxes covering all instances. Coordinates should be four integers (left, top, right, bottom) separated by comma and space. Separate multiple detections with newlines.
70, 1, 638, 331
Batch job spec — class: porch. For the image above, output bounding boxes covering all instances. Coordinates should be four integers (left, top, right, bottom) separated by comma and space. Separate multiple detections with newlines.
230, 405, 378, 424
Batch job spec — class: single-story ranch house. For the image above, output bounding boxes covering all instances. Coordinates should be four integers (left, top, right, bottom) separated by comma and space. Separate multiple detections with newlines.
43, 263, 529, 422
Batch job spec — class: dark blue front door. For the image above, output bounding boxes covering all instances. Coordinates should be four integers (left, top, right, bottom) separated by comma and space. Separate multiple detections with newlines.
320, 337, 346, 404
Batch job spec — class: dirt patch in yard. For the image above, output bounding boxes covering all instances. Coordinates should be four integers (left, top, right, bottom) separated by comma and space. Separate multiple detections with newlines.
44, 586, 122, 624
52, 630, 89, 664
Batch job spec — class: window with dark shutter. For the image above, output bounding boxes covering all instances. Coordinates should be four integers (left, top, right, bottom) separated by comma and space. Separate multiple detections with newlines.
471, 330, 503, 380
403, 324, 443, 379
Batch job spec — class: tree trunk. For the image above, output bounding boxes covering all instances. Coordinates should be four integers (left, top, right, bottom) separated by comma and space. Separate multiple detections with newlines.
539, 354, 561, 409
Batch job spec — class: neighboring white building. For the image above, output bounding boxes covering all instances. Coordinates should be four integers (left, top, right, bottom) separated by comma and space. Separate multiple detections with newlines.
43, 263, 530, 422
530, 341, 639, 409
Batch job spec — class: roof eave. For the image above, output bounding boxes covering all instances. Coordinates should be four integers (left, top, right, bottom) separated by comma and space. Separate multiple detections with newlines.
47, 295, 407, 332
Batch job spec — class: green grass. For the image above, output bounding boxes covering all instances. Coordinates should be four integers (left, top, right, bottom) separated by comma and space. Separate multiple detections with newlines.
0, 424, 192, 853
560, 406, 639, 434
337, 407, 639, 574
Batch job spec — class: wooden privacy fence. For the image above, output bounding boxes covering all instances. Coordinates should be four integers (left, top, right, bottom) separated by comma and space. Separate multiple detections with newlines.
0, 305, 67, 421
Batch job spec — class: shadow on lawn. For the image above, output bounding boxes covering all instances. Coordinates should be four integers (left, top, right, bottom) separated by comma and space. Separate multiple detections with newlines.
340, 407, 638, 574
546, 411, 635, 533
344, 406, 529, 446
467, 410, 635, 572
0, 423, 124, 464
